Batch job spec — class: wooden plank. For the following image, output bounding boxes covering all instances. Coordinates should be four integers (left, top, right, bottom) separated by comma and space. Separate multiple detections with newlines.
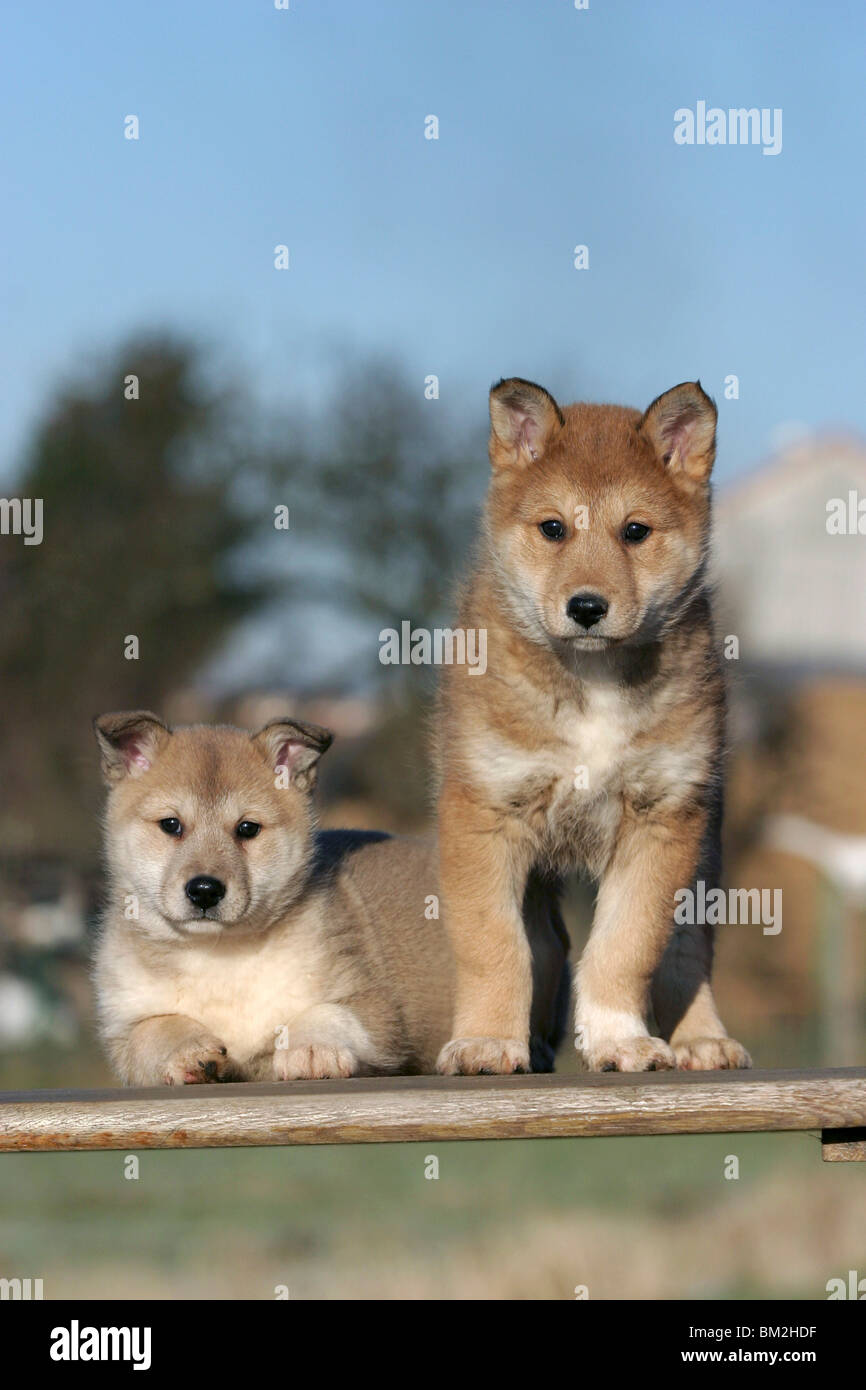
0, 1067, 865, 1153
821, 1126, 866, 1162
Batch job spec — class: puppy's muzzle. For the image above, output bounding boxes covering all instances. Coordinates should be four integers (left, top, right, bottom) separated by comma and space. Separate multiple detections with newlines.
185, 875, 226, 911
566, 591, 608, 630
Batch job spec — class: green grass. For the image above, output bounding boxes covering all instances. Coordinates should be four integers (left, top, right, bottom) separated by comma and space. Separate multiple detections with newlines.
0, 1126, 837, 1298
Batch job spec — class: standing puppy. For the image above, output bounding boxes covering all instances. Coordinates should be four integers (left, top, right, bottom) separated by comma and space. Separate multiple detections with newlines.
435, 377, 751, 1076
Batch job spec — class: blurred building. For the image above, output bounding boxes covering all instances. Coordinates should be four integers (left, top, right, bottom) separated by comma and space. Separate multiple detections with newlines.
711, 434, 866, 1061
713, 433, 866, 674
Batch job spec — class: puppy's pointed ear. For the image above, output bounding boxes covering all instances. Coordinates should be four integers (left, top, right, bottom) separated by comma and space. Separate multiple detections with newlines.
93, 711, 171, 784
251, 718, 333, 792
639, 381, 717, 484
488, 377, 564, 470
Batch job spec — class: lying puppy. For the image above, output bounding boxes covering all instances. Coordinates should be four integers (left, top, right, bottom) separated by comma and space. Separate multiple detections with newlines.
93, 711, 456, 1085
93, 711, 569, 1085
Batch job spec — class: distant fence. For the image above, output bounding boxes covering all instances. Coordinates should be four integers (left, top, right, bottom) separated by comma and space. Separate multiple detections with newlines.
1, 1068, 864, 1161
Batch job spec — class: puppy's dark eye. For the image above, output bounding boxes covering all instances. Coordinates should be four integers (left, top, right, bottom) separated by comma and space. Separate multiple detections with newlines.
159, 817, 182, 836
539, 519, 566, 540
623, 522, 651, 544
236, 821, 261, 840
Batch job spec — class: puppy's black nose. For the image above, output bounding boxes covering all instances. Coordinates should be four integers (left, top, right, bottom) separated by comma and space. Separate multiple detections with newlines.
567, 592, 609, 629
185, 875, 226, 910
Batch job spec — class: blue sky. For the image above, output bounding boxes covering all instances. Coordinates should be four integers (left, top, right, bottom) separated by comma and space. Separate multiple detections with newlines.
1, 0, 864, 489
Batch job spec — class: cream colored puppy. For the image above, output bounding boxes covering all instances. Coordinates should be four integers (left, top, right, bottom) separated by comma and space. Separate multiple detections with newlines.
93, 711, 457, 1086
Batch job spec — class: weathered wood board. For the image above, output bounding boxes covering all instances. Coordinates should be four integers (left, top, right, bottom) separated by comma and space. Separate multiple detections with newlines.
1, 1067, 865, 1156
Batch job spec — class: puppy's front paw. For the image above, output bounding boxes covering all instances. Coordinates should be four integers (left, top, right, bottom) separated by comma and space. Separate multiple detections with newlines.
162, 1034, 230, 1085
274, 1042, 359, 1080
585, 1035, 675, 1073
673, 1036, 752, 1071
436, 1037, 530, 1075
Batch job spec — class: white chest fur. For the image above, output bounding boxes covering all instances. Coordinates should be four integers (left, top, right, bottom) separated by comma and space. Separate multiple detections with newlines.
472, 678, 635, 790
555, 681, 641, 789
106, 902, 352, 1064
465, 671, 704, 873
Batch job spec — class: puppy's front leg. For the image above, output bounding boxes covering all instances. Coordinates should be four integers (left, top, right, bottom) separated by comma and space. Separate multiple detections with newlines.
576, 807, 707, 1073
651, 805, 752, 1071
272, 1004, 376, 1080
437, 781, 535, 1075
115, 1014, 232, 1087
